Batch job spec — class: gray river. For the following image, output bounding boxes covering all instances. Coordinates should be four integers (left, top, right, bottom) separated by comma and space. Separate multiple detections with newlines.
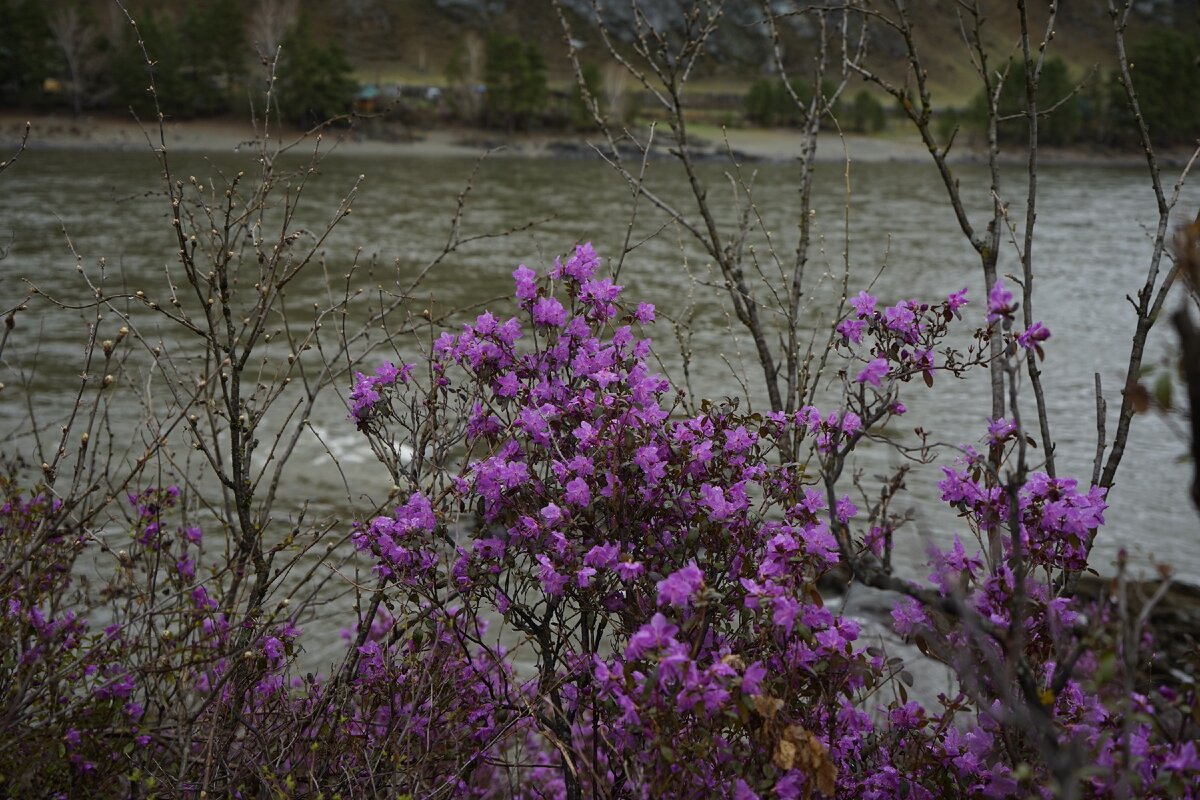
2, 144, 1198, 668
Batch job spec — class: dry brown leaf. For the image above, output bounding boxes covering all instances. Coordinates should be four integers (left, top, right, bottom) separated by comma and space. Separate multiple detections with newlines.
1129, 381, 1151, 414
753, 694, 783, 720
772, 736, 797, 771
774, 725, 838, 798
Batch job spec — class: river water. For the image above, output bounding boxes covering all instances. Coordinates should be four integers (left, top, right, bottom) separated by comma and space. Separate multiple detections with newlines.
2, 145, 1198, 664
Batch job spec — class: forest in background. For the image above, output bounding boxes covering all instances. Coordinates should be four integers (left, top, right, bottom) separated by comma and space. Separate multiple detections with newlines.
1, 0, 1199, 144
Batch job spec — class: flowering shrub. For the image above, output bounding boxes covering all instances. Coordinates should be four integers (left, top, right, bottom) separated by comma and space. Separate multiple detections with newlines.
344, 247, 1198, 798
1, 247, 1197, 798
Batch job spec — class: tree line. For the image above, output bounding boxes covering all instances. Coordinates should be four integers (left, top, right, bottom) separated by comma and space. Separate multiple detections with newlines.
974, 31, 1200, 148
0, 1, 586, 134
746, 29, 1200, 147
4, 0, 1195, 147
0, 0, 355, 127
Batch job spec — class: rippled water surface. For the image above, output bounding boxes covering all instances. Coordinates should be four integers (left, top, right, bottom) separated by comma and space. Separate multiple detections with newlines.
3, 144, 1198, 665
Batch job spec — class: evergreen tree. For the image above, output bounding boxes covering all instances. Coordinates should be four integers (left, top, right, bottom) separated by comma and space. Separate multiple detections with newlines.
179, 0, 247, 113
277, 15, 357, 128
483, 33, 547, 131
0, 0, 58, 106
849, 89, 886, 133
1116, 29, 1200, 146
745, 77, 839, 129
745, 78, 775, 126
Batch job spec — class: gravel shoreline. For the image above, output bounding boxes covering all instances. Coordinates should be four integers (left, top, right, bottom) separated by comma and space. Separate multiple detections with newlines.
1, 111, 1174, 167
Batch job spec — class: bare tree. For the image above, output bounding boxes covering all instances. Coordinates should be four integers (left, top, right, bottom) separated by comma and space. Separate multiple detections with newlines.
250, 0, 299, 58
46, 2, 106, 117
602, 61, 630, 124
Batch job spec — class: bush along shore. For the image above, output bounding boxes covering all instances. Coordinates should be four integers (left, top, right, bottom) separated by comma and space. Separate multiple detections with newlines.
2, 244, 1198, 797
3, 2, 1200, 798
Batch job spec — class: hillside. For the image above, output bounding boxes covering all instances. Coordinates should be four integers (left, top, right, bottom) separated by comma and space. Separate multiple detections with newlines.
302, 0, 1198, 103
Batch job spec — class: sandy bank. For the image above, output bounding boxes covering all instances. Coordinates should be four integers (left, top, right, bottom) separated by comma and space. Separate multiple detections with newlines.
0, 111, 929, 162
0, 111, 1172, 167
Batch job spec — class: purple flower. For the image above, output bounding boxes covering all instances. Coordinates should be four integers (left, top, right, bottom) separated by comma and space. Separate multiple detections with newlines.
856, 357, 889, 387
725, 425, 755, 452
836, 495, 858, 523
987, 279, 1016, 323
584, 542, 619, 569
656, 561, 704, 608
473, 311, 498, 336
532, 296, 567, 327
495, 372, 520, 398
395, 492, 436, 533
987, 417, 1017, 445
556, 242, 600, 282
1016, 321, 1051, 350
1164, 740, 1200, 773
890, 701, 925, 729
539, 503, 563, 526
626, 612, 678, 659
580, 277, 621, 304
635, 301, 656, 323
564, 477, 590, 507
175, 556, 195, 581
375, 360, 399, 385
536, 555, 568, 596
884, 301, 916, 335
850, 290, 877, 317
772, 595, 800, 634
837, 318, 866, 344
913, 348, 934, 378
349, 372, 382, 420
699, 483, 732, 521
496, 318, 522, 345
734, 780, 760, 800
892, 596, 929, 635
947, 286, 969, 316
800, 521, 841, 565
191, 585, 216, 610
513, 264, 538, 301
741, 661, 766, 695
614, 561, 644, 582
574, 420, 599, 448
263, 636, 285, 667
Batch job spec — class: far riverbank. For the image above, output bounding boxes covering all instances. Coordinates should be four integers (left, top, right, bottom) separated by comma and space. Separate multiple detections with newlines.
1, 112, 1184, 167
